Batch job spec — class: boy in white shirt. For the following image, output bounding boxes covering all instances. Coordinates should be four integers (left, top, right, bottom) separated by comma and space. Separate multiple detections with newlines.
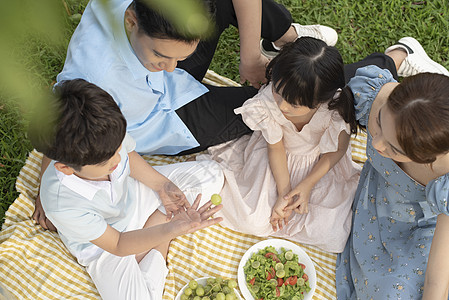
32, 79, 224, 299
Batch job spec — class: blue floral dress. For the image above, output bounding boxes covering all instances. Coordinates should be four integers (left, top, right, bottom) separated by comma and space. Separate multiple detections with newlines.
336, 65, 449, 299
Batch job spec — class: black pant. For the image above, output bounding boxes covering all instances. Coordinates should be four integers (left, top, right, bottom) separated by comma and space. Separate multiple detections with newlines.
176, 84, 258, 155
175, 0, 292, 155
177, 0, 293, 81
344, 52, 399, 83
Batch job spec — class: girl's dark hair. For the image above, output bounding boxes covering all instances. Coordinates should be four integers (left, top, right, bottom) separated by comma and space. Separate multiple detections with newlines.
266, 37, 357, 134
133, 0, 216, 42
29, 79, 127, 171
387, 73, 449, 164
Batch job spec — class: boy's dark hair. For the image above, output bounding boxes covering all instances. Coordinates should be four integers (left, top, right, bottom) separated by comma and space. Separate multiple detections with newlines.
29, 79, 127, 171
266, 37, 357, 134
132, 0, 216, 42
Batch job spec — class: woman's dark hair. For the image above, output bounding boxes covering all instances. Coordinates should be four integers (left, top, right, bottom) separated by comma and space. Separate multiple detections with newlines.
132, 0, 216, 42
387, 73, 449, 164
29, 79, 127, 171
266, 37, 357, 134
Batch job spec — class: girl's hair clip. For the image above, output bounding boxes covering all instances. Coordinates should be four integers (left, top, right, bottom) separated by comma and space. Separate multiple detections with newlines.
333, 88, 342, 100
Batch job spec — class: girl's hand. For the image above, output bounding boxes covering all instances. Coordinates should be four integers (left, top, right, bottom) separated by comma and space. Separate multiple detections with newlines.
270, 196, 293, 232
284, 181, 313, 214
157, 181, 191, 220
170, 194, 223, 236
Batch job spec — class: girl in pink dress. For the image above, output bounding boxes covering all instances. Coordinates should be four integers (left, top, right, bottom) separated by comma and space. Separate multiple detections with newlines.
198, 37, 361, 252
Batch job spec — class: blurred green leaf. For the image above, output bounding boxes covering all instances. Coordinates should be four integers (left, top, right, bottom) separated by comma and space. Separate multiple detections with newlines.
141, 0, 213, 38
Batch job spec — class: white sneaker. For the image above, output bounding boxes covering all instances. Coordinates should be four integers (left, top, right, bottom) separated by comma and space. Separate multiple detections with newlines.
260, 23, 338, 59
385, 37, 449, 77
292, 23, 338, 47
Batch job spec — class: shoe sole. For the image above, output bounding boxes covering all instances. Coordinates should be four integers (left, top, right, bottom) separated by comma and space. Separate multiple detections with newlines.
399, 37, 449, 76
260, 40, 278, 59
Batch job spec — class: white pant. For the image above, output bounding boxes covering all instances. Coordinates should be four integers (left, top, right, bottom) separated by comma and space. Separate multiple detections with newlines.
86, 161, 224, 300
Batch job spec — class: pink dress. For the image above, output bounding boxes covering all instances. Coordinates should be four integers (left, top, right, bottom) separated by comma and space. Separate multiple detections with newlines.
198, 83, 361, 253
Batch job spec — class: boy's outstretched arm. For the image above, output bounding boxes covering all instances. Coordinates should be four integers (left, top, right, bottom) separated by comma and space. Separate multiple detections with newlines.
128, 151, 189, 219
91, 196, 222, 257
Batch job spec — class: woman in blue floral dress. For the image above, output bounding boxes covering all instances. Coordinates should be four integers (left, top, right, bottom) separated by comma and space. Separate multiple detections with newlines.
334, 37, 449, 299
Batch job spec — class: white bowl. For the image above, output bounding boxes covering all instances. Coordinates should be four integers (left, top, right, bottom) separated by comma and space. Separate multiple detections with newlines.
175, 276, 243, 300
237, 239, 316, 300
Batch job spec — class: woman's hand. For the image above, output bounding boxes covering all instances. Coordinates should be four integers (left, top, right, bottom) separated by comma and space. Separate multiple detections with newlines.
170, 194, 223, 236
157, 181, 191, 220
284, 181, 313, 214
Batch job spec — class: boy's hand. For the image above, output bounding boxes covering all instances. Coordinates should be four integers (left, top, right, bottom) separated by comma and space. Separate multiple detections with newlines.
33, 194, 57, 231
170, 194, 223, 236
157, 181, 191, 220
284, 181, 312, 214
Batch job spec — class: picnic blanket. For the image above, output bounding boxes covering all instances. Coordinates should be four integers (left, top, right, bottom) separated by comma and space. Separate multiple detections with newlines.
0, 70, 367, 300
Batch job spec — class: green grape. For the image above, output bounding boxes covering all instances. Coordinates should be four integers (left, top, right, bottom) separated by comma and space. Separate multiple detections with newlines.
216, 276, 223, 284
184, 287, 193, 296
196, 287, 205, 296
204, 284, 212, 294
207, 278, 215, 285
189, 280, 199, 290
216, 292, 226, 300
225, 294, 235, 300
193, 296, 201, 300
202, 297, 211, 300
222, 286, 231, 294
210, 194, 222, 205
251, 285, 260, 293
212, 283, 221, 292
180, 294, 189, 300
227, 279, 237, 289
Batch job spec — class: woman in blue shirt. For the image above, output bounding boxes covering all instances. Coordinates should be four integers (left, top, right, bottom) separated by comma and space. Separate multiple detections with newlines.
335, 39, 449, 299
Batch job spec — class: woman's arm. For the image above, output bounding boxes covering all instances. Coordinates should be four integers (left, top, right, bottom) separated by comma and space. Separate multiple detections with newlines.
285, 130, 351, 212
423, 213, 449, 299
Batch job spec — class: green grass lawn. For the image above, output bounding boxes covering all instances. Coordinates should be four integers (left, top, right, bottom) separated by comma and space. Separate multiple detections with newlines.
1, 0, 448, 225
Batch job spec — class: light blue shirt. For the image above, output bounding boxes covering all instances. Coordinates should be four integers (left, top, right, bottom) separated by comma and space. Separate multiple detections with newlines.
57, 0, 208, 155
41, 134, 137, 266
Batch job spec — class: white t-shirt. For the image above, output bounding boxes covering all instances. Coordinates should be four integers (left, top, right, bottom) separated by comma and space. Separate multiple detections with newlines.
41, 134, 137, 266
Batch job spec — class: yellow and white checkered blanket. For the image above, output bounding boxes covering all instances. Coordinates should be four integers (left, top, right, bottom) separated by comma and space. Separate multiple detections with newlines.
0, 71, 367, 300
